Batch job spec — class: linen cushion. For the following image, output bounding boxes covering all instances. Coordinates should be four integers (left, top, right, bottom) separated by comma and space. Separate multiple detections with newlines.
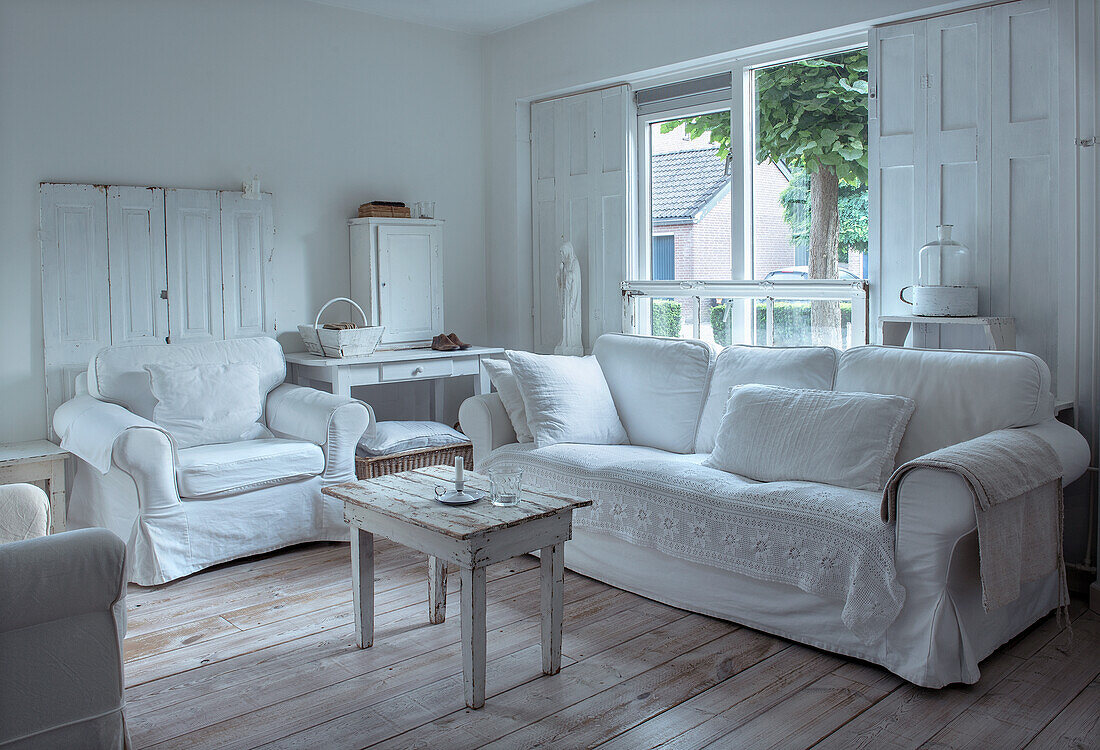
835, 346, 1054, 466
704, 384, 915, 491
695, 345, 838, 453
145, 363, 267, 448
505, 351, 627, 448
89, 337, 286, 421
482, 359, 533, 442
175, 439, 324, 498
593, 333, 713, 453
357, 421, 468, 457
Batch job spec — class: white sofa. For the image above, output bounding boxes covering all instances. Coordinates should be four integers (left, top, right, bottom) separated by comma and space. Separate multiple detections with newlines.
53, 337, 372, 585
459, 334, 1090, 687
0, 484, 128, 748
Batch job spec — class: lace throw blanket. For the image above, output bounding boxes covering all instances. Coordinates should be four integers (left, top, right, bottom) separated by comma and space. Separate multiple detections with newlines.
482, 445, 905, 642
883, 428, 1067, 614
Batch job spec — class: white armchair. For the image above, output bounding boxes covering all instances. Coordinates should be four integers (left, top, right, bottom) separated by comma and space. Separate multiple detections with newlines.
54, 337, 373, 585
0, 484, 129, 749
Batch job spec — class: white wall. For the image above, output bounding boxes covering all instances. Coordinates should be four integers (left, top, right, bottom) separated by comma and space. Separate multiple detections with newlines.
0, 0, 487, 441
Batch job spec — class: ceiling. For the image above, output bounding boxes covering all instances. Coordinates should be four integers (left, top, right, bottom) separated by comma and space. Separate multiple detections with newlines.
306, 0, 599, 35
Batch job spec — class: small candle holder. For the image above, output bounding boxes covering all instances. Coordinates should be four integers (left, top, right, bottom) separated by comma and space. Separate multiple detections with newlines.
434, 456, 482, 505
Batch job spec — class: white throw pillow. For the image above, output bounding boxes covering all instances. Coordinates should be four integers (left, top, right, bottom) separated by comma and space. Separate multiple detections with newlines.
505, 351, 628, 448
145, 363, 266, 448
357, 421, 468, 457
483, 359, 533, 443
704, 384, 915, 491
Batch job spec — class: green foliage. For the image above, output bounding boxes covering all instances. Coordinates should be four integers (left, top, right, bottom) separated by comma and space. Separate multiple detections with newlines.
755, 301, 852, 347
755, 51, 869, 186
778, 169, 868, 263
710, 303, 732, 347
650, 299, 683, 337
659, 112, 731, 160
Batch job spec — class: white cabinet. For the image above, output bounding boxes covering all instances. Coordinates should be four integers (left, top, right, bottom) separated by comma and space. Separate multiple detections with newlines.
349, 218, 444, 349
40, 183, 276, 436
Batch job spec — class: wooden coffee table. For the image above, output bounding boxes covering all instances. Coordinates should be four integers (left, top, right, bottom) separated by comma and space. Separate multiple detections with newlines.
322, 465, 592, 709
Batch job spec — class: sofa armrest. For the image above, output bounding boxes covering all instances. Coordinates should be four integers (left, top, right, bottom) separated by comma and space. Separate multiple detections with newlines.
112, 429, 183, 514
0, 528, 128, 748
459, 393, 517, 467
265, 383, 373, 484
0, 484, 51, 543
0, 528, 126, 633
891, 417, 1088, 589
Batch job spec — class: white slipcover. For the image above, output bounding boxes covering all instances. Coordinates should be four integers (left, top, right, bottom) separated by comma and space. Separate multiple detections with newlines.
836, 345, 1055, 465
593, 334, 714, 453
0, 528, 129, 748
460, 334, 1090, 687
55, 338, 373, 585
695, 345, 838, 453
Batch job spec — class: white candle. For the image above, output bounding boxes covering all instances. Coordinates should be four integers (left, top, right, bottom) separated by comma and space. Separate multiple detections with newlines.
455, 456, 464, 491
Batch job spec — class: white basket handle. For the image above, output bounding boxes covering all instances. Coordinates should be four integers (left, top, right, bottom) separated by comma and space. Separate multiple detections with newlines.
315, 297, 368, 328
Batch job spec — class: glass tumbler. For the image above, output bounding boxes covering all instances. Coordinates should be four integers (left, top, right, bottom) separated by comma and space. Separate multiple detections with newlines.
489, 468, 523, 507
416, 201, 435, 219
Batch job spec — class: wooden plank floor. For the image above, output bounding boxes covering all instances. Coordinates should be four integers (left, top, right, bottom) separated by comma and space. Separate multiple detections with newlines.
123, 541, 1100, 750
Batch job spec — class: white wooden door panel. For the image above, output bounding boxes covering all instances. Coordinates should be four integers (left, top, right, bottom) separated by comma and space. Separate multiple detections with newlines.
991, 0, 1056, 374
220, 191, 275, 338
377, 224, 443, 347
870, 22, 926, 323
107, 186, 168, 345
40, 183, 110, 436
166, 189, 223, 343
530, 85, 631, 353
927, 9, 991, 314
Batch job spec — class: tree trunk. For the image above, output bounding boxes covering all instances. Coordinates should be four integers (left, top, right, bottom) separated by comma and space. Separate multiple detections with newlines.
808, 167, 842, 347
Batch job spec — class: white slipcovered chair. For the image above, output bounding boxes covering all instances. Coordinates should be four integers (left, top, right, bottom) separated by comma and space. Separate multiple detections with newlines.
53, 337, 373, 585
0, 484, 129, 749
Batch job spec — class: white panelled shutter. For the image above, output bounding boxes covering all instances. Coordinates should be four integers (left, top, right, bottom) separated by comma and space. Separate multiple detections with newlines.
220, 191, 276, 338
166, 189, 223, 343
530, 84, 633, 353
40, 184, 110, 437
869, 0, 1060, 376
106, 186, 168, 345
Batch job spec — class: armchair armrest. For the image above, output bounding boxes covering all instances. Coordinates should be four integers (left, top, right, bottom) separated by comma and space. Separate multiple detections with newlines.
0, 529, 127, 748
266, 384, 372, 484
0, 484, 51, 543
459, 393, 517, 467
0, 528, 126, 633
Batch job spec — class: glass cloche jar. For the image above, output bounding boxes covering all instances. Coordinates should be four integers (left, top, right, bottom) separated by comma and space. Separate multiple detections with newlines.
918, 224, 970, 287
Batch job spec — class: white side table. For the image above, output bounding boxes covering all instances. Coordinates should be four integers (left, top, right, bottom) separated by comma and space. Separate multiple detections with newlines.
285, 346, 504, 422
880, 315, 1016, 351
0, 441, 69, 533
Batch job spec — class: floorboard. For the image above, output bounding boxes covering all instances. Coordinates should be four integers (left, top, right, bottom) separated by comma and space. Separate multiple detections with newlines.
123, 542, 1100, 749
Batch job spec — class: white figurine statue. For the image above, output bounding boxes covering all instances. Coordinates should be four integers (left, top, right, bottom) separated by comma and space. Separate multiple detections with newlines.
554, 241, 583, 356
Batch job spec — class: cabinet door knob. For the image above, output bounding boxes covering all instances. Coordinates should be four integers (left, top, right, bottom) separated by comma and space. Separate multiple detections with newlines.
412, 366, 424, 375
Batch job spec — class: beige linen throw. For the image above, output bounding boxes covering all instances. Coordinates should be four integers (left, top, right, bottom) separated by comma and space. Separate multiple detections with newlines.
882, 428, 1068, 616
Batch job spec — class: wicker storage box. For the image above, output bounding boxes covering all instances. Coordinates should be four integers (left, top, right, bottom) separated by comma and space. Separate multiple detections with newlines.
355, 442, 473, 480
357, 203, 412, 219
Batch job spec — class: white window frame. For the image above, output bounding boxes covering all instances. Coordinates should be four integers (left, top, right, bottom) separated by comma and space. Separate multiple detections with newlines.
631, 34, 868, 286
627, 34, 871, 347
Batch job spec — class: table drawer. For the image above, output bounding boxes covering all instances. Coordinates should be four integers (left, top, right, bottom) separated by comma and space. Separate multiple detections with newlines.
381, 359, 454, 382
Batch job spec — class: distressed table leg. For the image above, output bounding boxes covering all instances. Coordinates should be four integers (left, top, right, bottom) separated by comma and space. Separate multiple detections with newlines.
351, 528, 374, 648
541, 542, 564, 675
48, 458, 67, 533
428, 556, 447, 624
461, 565, 487, 708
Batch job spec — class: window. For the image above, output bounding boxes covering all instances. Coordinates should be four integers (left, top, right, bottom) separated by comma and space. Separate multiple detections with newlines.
628, 46, 869, 349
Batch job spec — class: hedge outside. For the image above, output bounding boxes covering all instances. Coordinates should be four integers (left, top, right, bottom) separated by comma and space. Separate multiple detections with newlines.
651, 299, 683, 337
709, 300, 852, 347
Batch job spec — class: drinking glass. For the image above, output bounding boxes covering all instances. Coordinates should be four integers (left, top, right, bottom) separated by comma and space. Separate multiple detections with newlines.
489, 468, 522, 507
416, 201, 435, 219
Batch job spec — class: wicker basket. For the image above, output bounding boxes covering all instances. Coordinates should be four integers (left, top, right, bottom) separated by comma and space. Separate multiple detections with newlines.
355, 442, 473, 480
298, 297, 384, 358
